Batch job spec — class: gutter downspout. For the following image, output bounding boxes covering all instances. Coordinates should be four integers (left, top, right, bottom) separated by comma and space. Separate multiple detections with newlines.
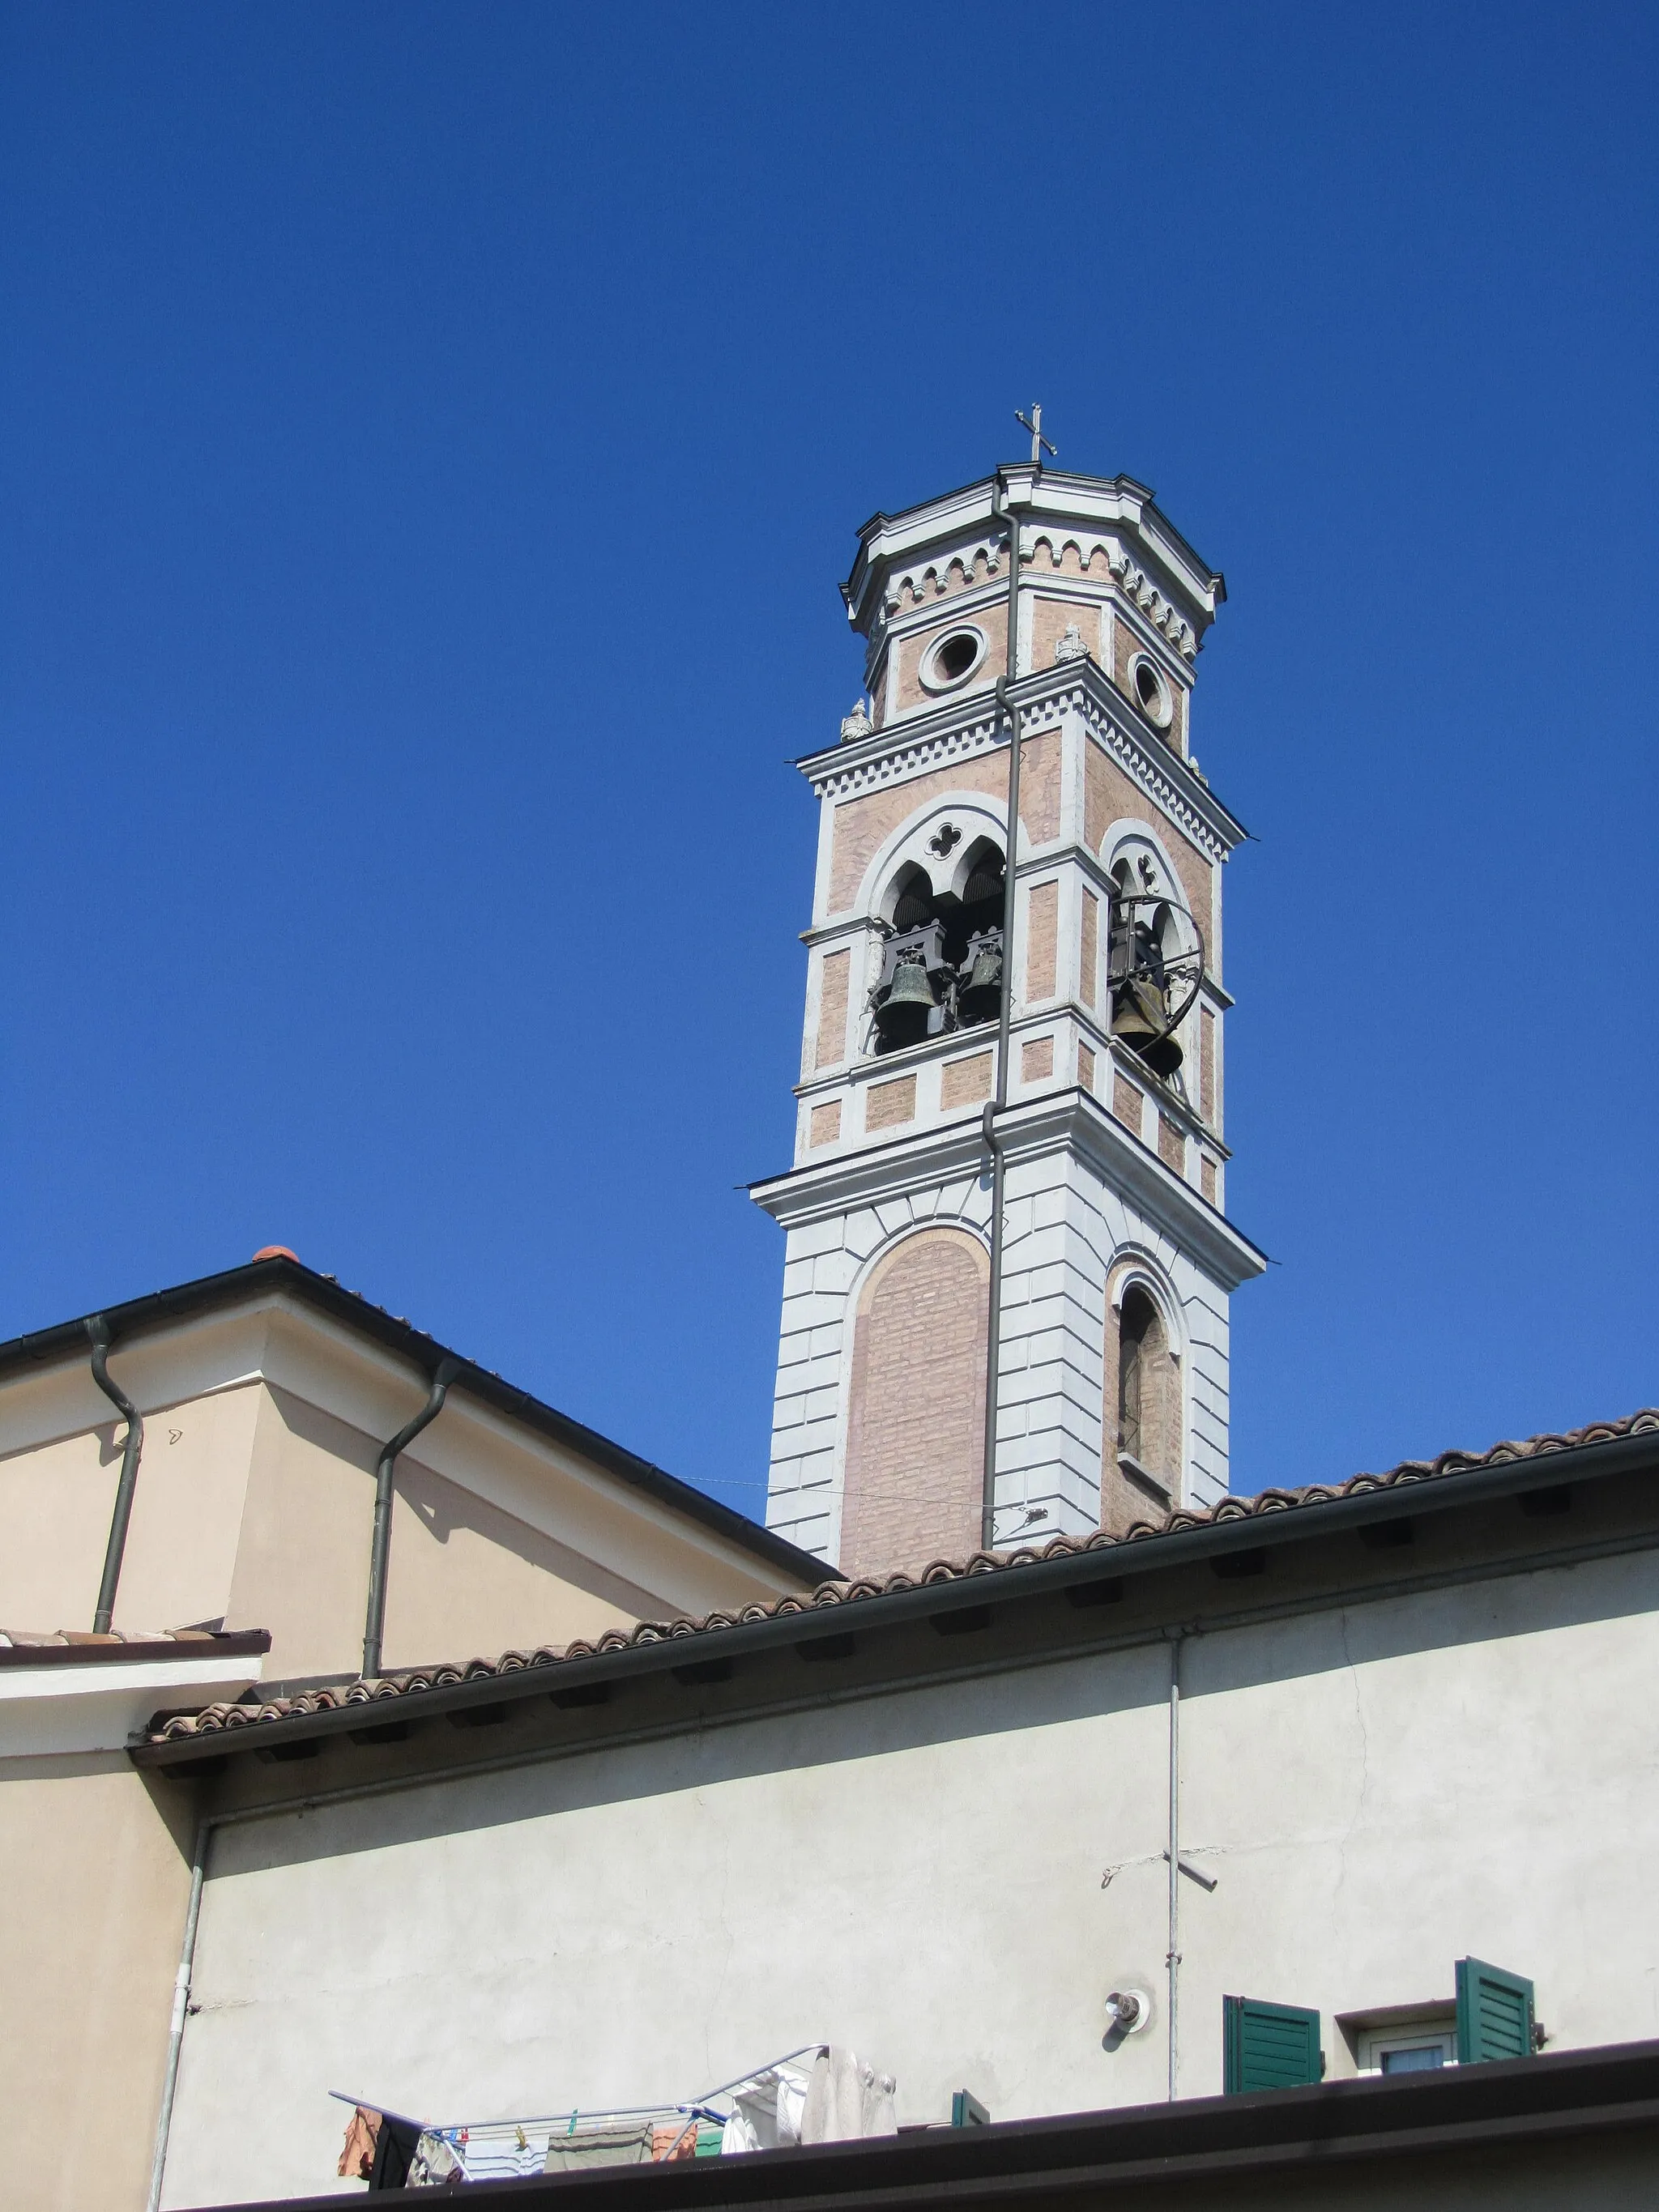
87, 1315, 143, 1634
1166, 1629, 1184, 2100
146, 1818, 208, 2212
362, 1357, 461, 1679
979, 475, 1024, 1551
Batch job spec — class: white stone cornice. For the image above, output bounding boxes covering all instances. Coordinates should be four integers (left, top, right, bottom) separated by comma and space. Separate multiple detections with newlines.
804, 698, 1004, 799
800, 662, 1247, 861
751, 1091, 1265, 1289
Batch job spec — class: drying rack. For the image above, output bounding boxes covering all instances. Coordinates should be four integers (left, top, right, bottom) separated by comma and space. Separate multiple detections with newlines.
332, 2045, 825, 2185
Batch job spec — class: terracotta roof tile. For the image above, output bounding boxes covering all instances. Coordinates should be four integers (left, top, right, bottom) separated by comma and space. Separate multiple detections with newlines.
147, 1409, 1659, 1745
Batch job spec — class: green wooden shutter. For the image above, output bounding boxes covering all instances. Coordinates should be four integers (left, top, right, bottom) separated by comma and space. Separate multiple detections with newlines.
1222, 1996, 1324, 2094
1455, 1958, 1534, 2063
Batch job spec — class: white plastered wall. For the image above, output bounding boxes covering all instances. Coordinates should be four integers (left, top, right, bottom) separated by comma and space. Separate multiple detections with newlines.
158, 1548, 1659, 2208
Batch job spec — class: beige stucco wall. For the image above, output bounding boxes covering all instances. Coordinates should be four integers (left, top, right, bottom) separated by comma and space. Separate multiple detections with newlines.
382, 1455, 667, 1671
0, 1299, 811, 1685
0, 1754, 194, 2212
222, 1383, 377, 1678
0, 1381, 262, 1635
157, 1545, 1659, 2207
0, 1425, 122, 1630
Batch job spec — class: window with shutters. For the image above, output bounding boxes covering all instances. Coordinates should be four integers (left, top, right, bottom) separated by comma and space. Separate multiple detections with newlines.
1338, 1963, 1537, 2076
1222, 1996, 1324, 2095
1455, 1958, 1536, 2064
1356, 2018, 1456, 2073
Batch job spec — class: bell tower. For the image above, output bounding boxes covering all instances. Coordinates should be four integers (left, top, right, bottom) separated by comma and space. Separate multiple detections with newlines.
751, 458, 1265, 1579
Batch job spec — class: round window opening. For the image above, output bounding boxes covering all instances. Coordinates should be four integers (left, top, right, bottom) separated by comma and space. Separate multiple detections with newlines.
920, 626, 987, 692
1133, 656, 1173, 729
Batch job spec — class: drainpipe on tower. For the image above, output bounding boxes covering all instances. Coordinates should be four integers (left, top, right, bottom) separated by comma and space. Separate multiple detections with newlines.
979, 473, 1025, 1552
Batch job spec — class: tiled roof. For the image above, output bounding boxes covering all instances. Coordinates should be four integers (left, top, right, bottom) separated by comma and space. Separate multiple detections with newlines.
147, 1409, 1659, 1745
1, 1627, 270, 1668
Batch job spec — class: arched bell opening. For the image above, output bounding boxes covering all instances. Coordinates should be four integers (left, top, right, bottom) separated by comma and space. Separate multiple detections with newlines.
1107, 856, 1202, 1086
867, 839, 1006, 1055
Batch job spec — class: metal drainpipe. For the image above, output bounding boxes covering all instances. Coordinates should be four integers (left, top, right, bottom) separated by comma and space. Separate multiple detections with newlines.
1166, 1629, 1185, 2100
979, 475, 1025, 1552
87, 1315, 144, 1634
362, 1357, 461, 1679
145, 1818, 209, 2212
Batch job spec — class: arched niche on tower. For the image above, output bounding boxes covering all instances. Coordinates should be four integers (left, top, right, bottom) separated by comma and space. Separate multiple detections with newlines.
839, 1225, 988, 1581
1101, 1257, 1184, 1537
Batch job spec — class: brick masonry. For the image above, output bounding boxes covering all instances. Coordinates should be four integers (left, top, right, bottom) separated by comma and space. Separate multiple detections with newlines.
1024, 880, 1059, 1001
866, 1074, 916, 1130
1158, 1114, 1185, 1176
1021, 1037, 1055, 1083
1031, 595, 1085, 672
1078, 1041, 1096, 1095
1200, 1005, 1216, 1127
1080, 889, 1099, 1010
1017, 729, 1060, 844
840, 1228, 988, 1579
808, 1102, 842, 1149
941, 1051, 993, 1109
815, 950, 850, 1071
1111, 622, 1186, 753
891, 601, 1009, 718
825, 732, 1060, 915
1112, 1072, 1145, 1137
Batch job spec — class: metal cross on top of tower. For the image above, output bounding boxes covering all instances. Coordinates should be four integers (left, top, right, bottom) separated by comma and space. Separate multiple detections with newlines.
1016, 403, 1056, 470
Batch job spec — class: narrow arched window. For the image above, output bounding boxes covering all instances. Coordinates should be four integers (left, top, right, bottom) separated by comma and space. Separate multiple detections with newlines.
1117, 1288, 1154, 1467
1115, 1285, 1177, 1502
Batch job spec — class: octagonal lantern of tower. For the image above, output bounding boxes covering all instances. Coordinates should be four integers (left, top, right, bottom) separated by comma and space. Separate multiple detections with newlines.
751, 464, 1266, 1580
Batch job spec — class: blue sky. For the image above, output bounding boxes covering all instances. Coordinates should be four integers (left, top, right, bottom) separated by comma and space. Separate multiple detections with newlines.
2, 4, 1655, 1517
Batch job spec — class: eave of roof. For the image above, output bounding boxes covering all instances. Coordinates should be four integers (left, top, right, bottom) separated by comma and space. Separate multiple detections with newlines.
134, 1408, 1659, 1763
0, 1628, 270, 1669
0, 1257, 830, 1588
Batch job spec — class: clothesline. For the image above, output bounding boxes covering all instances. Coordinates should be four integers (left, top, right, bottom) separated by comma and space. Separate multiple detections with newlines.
332, 2043, 893, 2187
330, 2044, 821, 2139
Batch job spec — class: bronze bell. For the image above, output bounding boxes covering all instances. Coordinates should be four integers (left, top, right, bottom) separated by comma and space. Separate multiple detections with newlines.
875, 954, 937, 1047
956, 932, 1003, 1025
1111, 974, 1183, 1079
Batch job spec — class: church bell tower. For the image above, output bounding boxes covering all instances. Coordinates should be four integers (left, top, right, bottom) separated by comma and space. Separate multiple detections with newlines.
751, 454, 1265, 1579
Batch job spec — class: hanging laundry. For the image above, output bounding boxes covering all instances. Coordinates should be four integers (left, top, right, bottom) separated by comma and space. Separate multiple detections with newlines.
720, 2054, 817, 2153
337, 2107, 380, 2180
800, 2048, 898, 2144
650, 2121, 698, 2161
408, 2131, 464, 2186
541, 2122, 655, 2174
